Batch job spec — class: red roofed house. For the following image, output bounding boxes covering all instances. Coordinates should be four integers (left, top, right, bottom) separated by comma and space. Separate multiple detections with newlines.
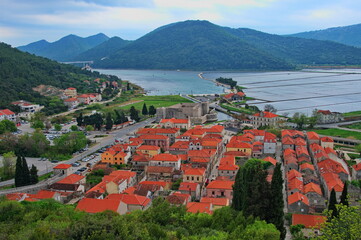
76, 198, 127, 214
179, 182, 201, 200
63, 97, 79, 109
64, 87, 77, 98
145, 166, 174, 181
264, 132, 277, 154
316, 109, 343, 124
169, 141, 190, 155
218, 156, 239, 180
200, 197, 229, 210
206, 180, 234, 201
320, 172, 344, 199
0, 109, 16, 122
136, 127, 180, 144
136, 145, 161, 158
288, 192, 309, 213
282, 136, 295, 150
223, 92, 245, 102
166, 192, 191, 205
149, 153, 181, 170
292, 214, 327, 237
53, 164, 72, 176
352, 162, 361, 180
320, 137, 334, 149
132, 154, 150, 171
303, 182, 326, 212
160, 118, 190, 130
263, 156, 277, 167
249, 111, 284, 128
183, 168, 206, 184
139, 134, 170, 151
318, 159, 349, 182
50, 173, 86, 193
187, 202, 213, 214
300, 163, 315, 175
106, 193, 151, 212
307, 131, 320, 145
77, 94, 91, 104
27, 190, 62, 202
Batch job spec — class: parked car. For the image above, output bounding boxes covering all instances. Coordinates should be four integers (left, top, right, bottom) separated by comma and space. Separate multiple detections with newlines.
51, 160, 59, 164
72, 162, 81, 167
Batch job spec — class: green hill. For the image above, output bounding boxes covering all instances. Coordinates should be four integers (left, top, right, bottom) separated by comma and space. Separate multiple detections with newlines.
225, 27, 361, 65
290, 23, 361, 47
95, 20, 293, 71
0, 42, 120, 114
18, 33, 109, 61
74, 36, 131, 61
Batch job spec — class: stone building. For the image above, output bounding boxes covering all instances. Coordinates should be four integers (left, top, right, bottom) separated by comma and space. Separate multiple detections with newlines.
156, 102, 217, 124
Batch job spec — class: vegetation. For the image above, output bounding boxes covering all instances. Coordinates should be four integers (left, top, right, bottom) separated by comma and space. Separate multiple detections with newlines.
312, 128, 361, 140
0, 42, 121, 115
220, 103, 256, 114
0, 120, 17, 134
14, 156, 38, 187
86, 169, 105, 186
342, 110, 361, 118
0, 198, 280, 239
18, 33, 109, 61
344, 122, 361, 130
95, 20, 293, 70
0, 151, 16, 181
215, 77, 237, 88
328, 189, 338, 220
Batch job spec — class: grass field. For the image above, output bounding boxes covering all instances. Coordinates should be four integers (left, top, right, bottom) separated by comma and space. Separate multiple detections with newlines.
343, 110, 361, 118
109, 95, 192, 112
312, 128, 361, 140
220, 103, 255, 114
344, 122, 361, 130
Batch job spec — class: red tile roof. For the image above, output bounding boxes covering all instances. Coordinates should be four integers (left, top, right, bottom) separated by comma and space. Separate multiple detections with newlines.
200, 197, 229, 206
307, 131, 320, 140
321, 137, 334, 143
288, 192, 309, 205
76, 198, 121, 213
184, 168, 206, 176
300, 163, 315, 171
53, 164, 72, 169
151, 153, 180, 162
318, 159, 348, 175
187, 202, 213, 214
292, 214, 326, 229
57, 174, 85, 184
64, 97, 78, 102
317, 110, 332, 115
353, 162, 361, 171
303, 182, 322, 195
0, 109, 15, 115
139, 134, 168, 140
288, 169, 302, 180
166, 192, 191, 205
30, 190, 57, 199
226, 141, 252, 149
137, 145, 161, 151
139, 181, 169, 188
160, 118, 189, 124
6, 193, 27, 201
288, 178, 303, 192
206, 180, 234, 190
282, 136, 295, 145
170, 141, 189, 149
106, 193, 151, 206
137, 128, 180, 135
253, 111, 279, 118
321, 172, 344, 192
263, 156, 277, 166
179, 182, 199, 192
146, 166, 174, 173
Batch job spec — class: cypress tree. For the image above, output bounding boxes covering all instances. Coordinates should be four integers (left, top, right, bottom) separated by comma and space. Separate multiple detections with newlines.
270, 163, 286, 240
130, 106, 140, 122
142, 103, 148, 115
105, 113, 113, 131
328, 188, 338, 220
22, 156, 31, 186
232, 168, 243, 211
76, 113, 83, 126
14, 155, 23, 187
29, 164, 38, 184
339, 181, 348, 206
148, 105, 156, 116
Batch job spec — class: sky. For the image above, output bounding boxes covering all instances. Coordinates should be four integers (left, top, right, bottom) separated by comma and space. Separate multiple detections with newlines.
1, 0, 361, 46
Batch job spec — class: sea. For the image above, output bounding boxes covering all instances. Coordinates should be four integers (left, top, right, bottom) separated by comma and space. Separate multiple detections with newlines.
96, 69, 361, 116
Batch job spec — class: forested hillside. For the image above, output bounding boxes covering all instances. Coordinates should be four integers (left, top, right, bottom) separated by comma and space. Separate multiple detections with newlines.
0, 42, 119, 114
18, 33, 109, 61
290, 23, 361, 48
95, 20, 293, 71
0, 198, 280, 240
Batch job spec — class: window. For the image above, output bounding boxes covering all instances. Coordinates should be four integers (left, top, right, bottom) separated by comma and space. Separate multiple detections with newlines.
221, 191, 224, 196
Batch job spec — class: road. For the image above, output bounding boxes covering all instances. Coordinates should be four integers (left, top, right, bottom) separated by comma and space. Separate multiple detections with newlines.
0, 117, 155, 187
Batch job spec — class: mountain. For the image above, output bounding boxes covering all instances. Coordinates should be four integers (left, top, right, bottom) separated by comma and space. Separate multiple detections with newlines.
94, 20, 361, 70
74, 36, 131, 61
290, 23, 361, 47
18, 33, 109, 61
95, 20, 293, 71
224, 27, 361, 65
0, 42, 118, 114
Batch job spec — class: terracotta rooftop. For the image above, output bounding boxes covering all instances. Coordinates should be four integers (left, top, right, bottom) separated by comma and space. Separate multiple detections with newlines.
186, 202, 213, 214
151, 153, 180, 162
292, 214, 326, 229
106, 193, 151, 206
76, 198, 121, 213
200, 197, 229, 206
57, 174, 85, 184
53, 164, 72, 169
288, 192, 309, 205
206, 180, 234, 190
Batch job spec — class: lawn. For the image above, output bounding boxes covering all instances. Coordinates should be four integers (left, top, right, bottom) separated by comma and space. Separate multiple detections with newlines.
343, 110, 361, 118
220, 103, 255, 114
312, 128, 361, 140
344, 122, 361, 130
113, 95, 192, 112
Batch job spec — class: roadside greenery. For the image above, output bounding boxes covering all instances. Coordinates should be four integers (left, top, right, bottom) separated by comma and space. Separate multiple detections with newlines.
0, 120, 17, 134
312, 128, 361, 140
344, 122, 361, 130
215, 77, 237, 88
0, 198, 280, 239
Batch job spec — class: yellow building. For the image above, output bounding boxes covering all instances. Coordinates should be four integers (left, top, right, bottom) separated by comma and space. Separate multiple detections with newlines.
226, 141, 252, 155
101, 150, 130, 165
136, 145, 161, 158
183, 168, 206, 184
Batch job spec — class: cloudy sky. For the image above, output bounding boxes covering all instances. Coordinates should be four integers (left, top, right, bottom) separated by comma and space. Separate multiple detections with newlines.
2, 0, 361, 46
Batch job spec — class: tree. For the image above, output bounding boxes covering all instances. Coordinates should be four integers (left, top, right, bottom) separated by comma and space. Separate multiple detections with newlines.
105, 113, 113, 131
148, 105, 156, 116
54, 123, 62, 131
130, 106, 140, 122
0, 119, 17, 134
31, 120, 44, 129
292, 112, 307, 129
22, 156, 30, 186
319, 205, 361, 240
29, 164, 38, 184
126, 82, 130, 91
142, 103, 148, 115
264, 104, 277, 113
76, 113, 83, 126
14, 155, 23, 187
328, 188, 338, 220
70, 125, 78, 131
1, 151, 15, 180
85, 125, 94, 132
270, 163, 286, 239
339, 181, 348, 206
